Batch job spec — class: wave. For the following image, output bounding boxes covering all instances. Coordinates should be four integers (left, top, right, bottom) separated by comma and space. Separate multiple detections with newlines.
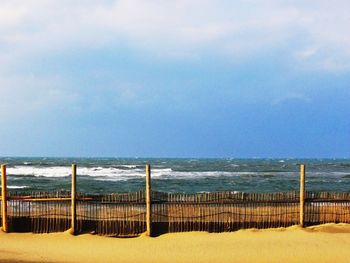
7, 166, 349, 181
7, 166, 174, 179
6, 166, 221, 179
120, 165, 138, 169
7, 166, 71, 177
7, 185, 28, 189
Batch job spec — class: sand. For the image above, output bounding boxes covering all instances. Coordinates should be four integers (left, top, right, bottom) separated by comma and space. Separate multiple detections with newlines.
1, 224, 350, 263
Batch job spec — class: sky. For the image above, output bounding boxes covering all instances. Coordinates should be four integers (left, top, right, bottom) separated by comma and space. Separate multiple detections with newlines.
0, 0, 350, 158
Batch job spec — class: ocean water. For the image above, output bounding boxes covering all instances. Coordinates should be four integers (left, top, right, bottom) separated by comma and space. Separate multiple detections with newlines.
1, 157, 350, 194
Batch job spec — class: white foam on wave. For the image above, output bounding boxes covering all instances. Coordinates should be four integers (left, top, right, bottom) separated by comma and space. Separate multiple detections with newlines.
93, 171, 264, 181
6, 166, 288, 181
7, 166, 71, 177
163, 171, 260, 178
7, 166, 174, 180
120, 165, 138, 168
78, 167, 144, 178
7, 185, 28, 189
151, 168, 172, 177
307, 171, 350, 177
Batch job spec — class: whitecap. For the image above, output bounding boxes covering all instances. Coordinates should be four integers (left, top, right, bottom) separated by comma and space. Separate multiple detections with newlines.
120, 165, 138, 168
7, 166, 71, 177
7, 185, 28, 189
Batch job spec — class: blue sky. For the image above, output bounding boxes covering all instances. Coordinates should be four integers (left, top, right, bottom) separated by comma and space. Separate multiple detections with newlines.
0, 0, 350, 158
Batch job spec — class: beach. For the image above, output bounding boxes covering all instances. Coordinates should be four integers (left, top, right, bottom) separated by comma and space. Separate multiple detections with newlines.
2, 0, 349, 262
1, 224, 350, 263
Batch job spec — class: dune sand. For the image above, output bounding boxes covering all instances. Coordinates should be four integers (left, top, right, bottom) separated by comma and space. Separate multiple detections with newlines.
1, 224, 350, 263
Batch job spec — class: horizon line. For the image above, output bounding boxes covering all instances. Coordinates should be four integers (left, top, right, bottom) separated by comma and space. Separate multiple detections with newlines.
1, 156, 350, 160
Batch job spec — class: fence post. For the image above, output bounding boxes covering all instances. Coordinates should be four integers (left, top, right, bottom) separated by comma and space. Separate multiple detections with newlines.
70, 163, 77, 235
300, 164, 305, 227
1, 164, 8, 232
146, 164, 152, 236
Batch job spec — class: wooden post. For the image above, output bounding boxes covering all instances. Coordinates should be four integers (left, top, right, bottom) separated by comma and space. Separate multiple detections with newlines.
300, 164, 305, 227
146, 164, 152, 236
71, 163, 77, 235
1, 164, 8, 232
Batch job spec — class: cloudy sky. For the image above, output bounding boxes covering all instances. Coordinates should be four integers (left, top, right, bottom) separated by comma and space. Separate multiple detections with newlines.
1, 0, 350, 157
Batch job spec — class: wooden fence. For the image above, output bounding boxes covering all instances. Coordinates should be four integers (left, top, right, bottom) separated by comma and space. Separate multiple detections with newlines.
1, 164, 350, 237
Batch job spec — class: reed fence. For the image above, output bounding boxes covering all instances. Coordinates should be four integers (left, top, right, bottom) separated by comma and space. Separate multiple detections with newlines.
1, 164, 350, 237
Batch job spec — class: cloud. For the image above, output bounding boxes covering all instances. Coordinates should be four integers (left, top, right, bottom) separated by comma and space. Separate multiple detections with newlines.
0, 0, 349, 69
0, 5, 26, 27
0, 73, 79, 120
272, 93, 312, 106
0, 0, 349, 119
295, 47, 319, 60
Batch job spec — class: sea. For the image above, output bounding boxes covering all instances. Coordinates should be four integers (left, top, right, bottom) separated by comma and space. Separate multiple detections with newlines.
1, 157, 350, 194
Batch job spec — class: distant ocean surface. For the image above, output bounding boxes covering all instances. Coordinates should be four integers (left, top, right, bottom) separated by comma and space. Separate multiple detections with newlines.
1, 157, 350, 194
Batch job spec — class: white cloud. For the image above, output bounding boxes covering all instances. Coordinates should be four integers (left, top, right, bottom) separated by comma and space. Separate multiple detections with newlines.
295, 47, 319, 60
0, 6, 26, 27
0, 0, 349, 119
272, 93, 312, 106
0, 0, 349, 68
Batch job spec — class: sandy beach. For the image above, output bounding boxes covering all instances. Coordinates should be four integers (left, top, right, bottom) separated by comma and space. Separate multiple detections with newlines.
1, 224, 350, 263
